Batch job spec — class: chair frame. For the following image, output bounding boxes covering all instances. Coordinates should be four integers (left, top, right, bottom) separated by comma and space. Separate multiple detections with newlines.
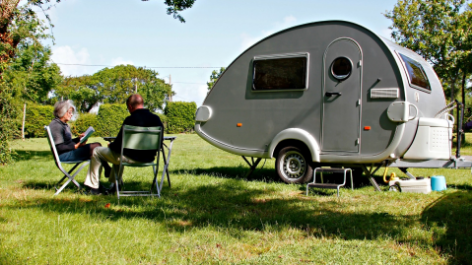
44, 126, 90, 195
114, 125, 165, 199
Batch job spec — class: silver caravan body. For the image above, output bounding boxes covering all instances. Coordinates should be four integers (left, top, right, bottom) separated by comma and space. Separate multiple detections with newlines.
195, 20, 464, 183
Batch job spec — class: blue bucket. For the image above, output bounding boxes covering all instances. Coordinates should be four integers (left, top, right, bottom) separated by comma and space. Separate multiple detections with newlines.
431, 176, 447, 191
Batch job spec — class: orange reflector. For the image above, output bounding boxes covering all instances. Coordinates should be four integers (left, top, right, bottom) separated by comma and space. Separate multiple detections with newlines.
237, 123, 243, 127
364, 126, 371, 131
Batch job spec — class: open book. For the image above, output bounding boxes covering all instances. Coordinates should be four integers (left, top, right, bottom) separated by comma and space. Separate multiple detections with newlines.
80, 126, 95, 144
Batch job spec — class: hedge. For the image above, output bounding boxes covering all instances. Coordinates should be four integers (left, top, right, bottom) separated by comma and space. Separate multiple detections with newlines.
70, 113, 99, 136
95, 104, 129, 137
24, 104, 54, 138
23, 103, 170, 138
164, 101, 196, 134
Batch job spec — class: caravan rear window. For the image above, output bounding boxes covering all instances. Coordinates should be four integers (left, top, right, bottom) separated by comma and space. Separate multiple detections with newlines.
399, 53, 431, 91
252, 54, 308, 91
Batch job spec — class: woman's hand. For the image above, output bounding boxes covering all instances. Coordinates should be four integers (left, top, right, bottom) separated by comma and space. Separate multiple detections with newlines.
74, 142, 86, 149
79, 132, 85, 138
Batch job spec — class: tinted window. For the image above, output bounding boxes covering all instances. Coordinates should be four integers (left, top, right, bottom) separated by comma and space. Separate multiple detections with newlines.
253, 57, 307, 90
399, 53, 431, 91
331, 57, 352, 80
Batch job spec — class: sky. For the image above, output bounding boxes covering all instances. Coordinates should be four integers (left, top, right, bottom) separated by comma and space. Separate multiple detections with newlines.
32, 0, 399, 107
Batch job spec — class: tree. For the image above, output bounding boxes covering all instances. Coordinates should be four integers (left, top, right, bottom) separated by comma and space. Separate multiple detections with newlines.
0, 0, 21, 76
142, 0, 196, 23
93, 65, 172, 111
57, 65, 173, 112
55, 75, 101, 112
207, 67, 225, 90
385, 0, 472, 107
0, 1, 60, 163
6, 43, 62, 104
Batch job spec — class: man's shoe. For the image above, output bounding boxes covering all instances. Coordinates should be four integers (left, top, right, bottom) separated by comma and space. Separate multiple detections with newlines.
98, 183, 110, 195
89, 188, 103, 195
107, 183, 121, 194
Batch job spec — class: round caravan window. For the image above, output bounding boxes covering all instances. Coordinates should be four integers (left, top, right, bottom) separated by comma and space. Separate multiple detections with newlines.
331, 57, 352, 80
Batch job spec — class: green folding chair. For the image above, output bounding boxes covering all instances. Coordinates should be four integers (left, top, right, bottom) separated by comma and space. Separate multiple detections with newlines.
114, 125, 164, 199
44, 126, 89, 195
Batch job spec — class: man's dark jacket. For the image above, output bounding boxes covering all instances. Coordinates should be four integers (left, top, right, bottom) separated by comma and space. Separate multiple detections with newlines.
109, 108, 164, 162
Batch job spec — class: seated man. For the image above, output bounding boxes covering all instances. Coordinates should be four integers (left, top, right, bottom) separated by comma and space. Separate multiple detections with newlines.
84, 94, 164, 195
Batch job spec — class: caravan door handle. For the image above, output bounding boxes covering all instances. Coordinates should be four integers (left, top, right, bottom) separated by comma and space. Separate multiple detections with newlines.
325, 92, 342, 97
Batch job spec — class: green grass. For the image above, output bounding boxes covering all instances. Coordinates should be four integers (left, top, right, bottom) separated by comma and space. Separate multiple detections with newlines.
1, 135, 471, 264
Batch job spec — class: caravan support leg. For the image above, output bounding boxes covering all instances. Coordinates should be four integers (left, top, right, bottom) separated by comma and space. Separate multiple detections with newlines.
242, 156, 262, 179
399, 168, 416, 180
361, 164, 382, 192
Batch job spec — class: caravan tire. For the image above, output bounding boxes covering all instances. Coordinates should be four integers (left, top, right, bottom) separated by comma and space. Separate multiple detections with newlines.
276, 146, 313, 184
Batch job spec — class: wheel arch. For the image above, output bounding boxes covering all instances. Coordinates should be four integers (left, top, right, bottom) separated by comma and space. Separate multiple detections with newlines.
269, 128, 320, 162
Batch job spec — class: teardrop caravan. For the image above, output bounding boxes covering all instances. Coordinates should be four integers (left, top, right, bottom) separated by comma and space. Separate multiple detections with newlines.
195, 20, 470, 184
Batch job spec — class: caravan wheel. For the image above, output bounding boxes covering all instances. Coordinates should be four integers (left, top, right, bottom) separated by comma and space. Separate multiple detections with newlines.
276, 146, 313, 184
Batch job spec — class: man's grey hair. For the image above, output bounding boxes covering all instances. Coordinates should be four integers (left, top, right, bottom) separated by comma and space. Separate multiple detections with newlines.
54, 100, 76, 118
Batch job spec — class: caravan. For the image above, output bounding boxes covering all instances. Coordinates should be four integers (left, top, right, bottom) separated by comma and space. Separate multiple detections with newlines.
195, 20, 470, 185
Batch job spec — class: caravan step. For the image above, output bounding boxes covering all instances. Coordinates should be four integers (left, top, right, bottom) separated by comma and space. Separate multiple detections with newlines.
312, 168, 348, 173
307, 183, 340, 189
306, 167, 354, 197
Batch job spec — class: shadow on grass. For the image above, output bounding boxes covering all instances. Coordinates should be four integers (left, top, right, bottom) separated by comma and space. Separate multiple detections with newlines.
23, 181, 56, 190
17, 180, 417, 241
171, 166, 280, 183
16, 173, 472, 264
13, 150, 52, 162
171, 166, 384, 188
422, 192, 472, 264
449, 184, 472, 191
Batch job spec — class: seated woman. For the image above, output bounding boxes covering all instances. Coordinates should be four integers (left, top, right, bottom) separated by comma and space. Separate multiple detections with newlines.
49, 100, 110, 194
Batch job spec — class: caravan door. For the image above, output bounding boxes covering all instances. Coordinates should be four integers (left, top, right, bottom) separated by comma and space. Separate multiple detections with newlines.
321, 38, 363, 153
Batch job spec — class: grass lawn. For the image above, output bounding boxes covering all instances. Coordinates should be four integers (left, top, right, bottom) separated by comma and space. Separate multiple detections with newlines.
1, 134, 471, 264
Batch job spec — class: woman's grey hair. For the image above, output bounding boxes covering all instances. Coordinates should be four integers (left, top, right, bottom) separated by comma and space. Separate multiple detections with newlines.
54, 100, 76, 118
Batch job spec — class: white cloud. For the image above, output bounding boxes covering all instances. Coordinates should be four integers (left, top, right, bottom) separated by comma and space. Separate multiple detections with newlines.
240, 15, 298, 50
51, 45, 92, 76
282, 15, 297, 24
111, 57, 134, 66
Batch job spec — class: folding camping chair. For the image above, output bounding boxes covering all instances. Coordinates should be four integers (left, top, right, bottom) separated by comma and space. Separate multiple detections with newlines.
44, 126, 90, 195
113, 125, 164, 200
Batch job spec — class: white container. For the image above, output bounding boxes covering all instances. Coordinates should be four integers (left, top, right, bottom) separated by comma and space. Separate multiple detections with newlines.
403, 117, 453, 160
389, 178, 431, 194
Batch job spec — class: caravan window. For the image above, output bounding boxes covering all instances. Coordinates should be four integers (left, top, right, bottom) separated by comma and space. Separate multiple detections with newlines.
331, 57, 352, 80
399, 53, 431, 91
252, 54, 308, 91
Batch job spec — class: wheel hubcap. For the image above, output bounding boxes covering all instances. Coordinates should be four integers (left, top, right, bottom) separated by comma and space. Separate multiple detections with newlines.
282, 151, 306, 180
